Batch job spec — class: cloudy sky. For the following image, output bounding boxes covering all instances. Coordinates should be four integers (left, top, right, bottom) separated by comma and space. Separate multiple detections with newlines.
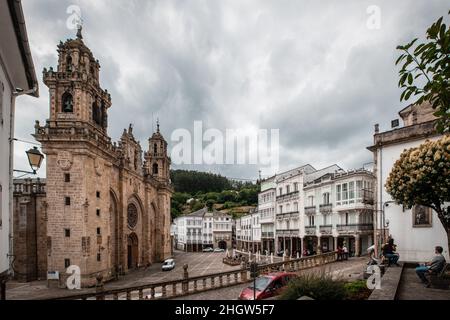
14, 0, 448, 181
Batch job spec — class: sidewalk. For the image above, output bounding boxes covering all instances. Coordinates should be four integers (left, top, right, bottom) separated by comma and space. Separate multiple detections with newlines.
396, 266, 450, 300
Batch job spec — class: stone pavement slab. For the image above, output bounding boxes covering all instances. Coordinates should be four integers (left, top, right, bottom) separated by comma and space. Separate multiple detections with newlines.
396, 267, 450, 300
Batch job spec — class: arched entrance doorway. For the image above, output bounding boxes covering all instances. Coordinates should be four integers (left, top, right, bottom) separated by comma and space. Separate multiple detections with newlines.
218, 240, 227, 250
127, 233, 139, 269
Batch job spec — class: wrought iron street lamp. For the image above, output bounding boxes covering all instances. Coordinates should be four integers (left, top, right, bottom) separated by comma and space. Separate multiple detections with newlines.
14, 146, 44, 175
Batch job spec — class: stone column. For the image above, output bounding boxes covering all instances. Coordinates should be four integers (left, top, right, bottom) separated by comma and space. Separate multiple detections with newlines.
300, 238, 304, 257
355, 235, 361, 257
333, 236, 338, 251
317, 236, 322, 255
290, 238, 293, 257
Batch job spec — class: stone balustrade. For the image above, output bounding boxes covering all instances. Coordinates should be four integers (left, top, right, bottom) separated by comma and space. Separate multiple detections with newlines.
47, 252, 337, 300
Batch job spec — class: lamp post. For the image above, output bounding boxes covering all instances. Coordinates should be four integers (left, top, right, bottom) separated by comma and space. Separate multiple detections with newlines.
13, 147, 44, 175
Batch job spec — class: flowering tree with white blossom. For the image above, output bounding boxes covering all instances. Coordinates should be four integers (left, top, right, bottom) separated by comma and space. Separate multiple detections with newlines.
386, 135, 450, 253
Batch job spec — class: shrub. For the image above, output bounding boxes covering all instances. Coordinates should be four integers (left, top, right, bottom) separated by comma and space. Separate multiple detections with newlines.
279, 273, 347, 300
344, 280, 372, 300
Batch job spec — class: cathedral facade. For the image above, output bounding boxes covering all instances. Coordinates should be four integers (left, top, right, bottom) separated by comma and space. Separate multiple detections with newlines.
32, 27, 172, 286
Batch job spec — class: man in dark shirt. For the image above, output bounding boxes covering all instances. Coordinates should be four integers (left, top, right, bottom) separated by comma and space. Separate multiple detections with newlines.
383, 239, 400, 266
416, 246, 447, 287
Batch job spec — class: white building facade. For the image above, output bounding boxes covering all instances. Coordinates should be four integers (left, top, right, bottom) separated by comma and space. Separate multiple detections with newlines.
0, 1, 38, 289
303, 169, 375, 256
174, 208, 232, 252
368, 102, 448, 261
259, 177, 276, 253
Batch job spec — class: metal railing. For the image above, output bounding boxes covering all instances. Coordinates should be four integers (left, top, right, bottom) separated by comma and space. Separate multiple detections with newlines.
336, 223, 373, 232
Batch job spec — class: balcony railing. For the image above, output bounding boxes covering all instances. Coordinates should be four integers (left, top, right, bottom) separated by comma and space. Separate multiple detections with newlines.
337, 223, 374, 233
277, 229, 299, 237
319, 204, 332, 214
276, 211, 299, 220
304, 206, 316, 215
319, 225, 333, 235
305, 226, 316, 235
276, 191, 299, 202
261, 232, 274, 238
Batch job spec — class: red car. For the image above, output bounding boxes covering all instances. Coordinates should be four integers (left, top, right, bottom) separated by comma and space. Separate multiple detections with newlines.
238, 272, 297, 300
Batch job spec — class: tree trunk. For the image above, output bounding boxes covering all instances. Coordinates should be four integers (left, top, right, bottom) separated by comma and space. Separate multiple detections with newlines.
447, 230, 450, 259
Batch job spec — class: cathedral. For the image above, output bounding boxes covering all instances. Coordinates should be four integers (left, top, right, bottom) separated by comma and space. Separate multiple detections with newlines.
29, 27, 172, 286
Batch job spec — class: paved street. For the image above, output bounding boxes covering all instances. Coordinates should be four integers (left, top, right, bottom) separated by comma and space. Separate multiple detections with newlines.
172, 257, 368, 300
5, 250, 240, 300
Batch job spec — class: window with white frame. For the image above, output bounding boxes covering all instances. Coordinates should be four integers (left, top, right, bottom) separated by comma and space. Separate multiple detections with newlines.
336, 185, 341, 204
294, 202, 298, 212
308, 195, 314, 206
294, 182, 298, 192
322, 192, 330, 205
349, 182, 355, 204
356, 180, 363, 201
309, 215, 315, 226
286, 185, 290, 194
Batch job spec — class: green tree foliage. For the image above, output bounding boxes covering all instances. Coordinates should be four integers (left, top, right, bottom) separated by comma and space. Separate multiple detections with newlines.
170, 170, 233, 194
169, 170, 259, 220
385, 136, 450, 254
396, 11, 450, 133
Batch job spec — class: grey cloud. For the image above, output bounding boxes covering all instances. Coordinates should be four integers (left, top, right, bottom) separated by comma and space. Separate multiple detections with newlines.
13, 0, 449, 180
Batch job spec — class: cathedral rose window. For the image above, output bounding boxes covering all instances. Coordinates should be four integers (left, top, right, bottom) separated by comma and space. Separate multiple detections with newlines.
127, 203, 138, 228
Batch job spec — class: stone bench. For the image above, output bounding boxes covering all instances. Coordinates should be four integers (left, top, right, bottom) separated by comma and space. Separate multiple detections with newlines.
368, 263, 403, 300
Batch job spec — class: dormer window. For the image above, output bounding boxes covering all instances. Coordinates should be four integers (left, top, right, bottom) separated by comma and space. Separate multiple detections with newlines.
62, 92, 73, 113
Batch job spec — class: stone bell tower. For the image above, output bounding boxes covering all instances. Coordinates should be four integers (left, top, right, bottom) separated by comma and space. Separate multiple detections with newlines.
145, 120, 171, 183
34, 26, 115, 286
43, 26, 111, 130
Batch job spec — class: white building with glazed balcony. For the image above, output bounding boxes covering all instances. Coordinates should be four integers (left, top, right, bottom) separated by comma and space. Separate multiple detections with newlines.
303, 169, 375, 257
274, 164, 341, 256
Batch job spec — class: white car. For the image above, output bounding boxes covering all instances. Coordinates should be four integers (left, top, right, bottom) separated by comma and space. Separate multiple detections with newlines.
214, 248, 225, 253
162, 259, 175, 271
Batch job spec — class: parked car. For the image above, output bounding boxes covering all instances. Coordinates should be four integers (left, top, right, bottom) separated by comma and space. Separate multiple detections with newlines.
162, 259, 175, 271
202, 247, 214, 252
214, 248, 225, 253
238, 272, 297, 300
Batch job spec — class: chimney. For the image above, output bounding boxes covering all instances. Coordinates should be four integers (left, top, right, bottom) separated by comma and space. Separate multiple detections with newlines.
374, 124, 379, 134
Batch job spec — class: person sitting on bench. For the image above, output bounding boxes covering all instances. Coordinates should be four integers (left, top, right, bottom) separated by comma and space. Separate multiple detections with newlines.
382, 239, 400, 266
416, 246, 446, 288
